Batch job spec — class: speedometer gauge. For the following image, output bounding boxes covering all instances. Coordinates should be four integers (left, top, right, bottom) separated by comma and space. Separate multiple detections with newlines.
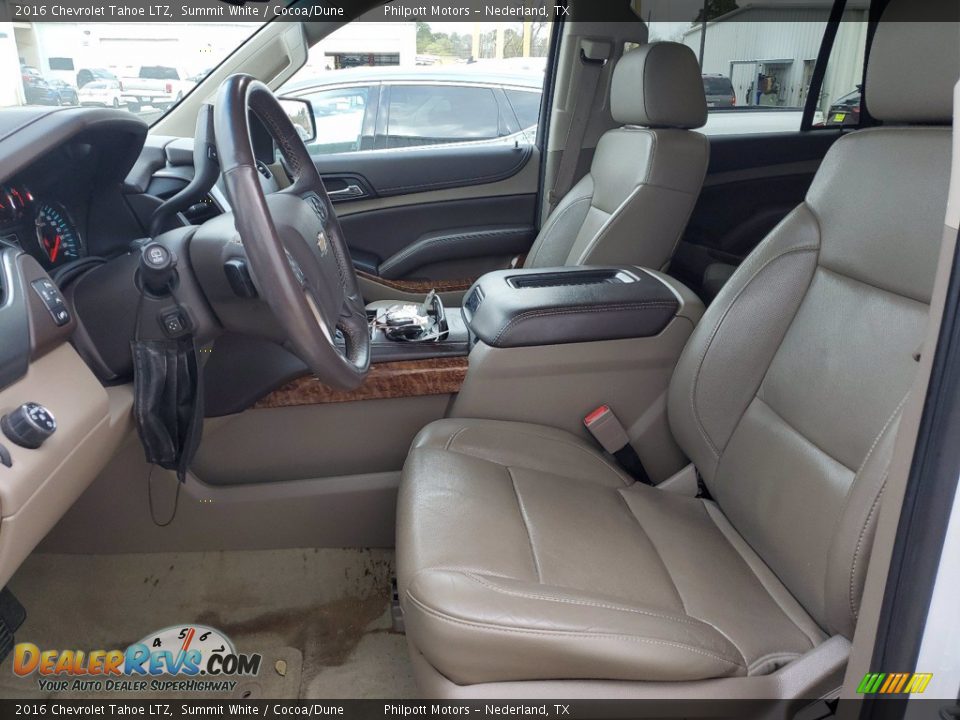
35, 202, 82, 268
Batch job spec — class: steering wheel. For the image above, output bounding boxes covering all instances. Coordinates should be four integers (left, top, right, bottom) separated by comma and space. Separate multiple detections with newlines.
213, 74, 369, 390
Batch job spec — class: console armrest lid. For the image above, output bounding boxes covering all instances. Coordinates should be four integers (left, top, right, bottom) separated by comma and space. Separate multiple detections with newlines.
461, 266, 680, 349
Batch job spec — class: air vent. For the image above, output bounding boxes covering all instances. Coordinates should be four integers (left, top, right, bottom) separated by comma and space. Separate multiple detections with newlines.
507, 270, 637, 289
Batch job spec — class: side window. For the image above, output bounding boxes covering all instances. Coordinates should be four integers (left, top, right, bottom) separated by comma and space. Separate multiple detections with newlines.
279, 12, 552, 154
505, 88, 542, 131
298, 86, 373, 156
648, 6, 868, 136
384, 85, 501, 149
814, 19, 869, 128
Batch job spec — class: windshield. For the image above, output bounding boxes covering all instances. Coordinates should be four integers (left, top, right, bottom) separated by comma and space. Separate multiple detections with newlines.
2, 22, 263, 123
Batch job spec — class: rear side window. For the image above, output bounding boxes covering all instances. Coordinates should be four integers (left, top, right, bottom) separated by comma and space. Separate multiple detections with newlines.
814, 20, 869, 128
648, 4, 868, 136
505, 88, 542, 130
385, 85, 501, 149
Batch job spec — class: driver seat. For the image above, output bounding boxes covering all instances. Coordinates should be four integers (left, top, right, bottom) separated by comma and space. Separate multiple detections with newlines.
396, 7, 958, 697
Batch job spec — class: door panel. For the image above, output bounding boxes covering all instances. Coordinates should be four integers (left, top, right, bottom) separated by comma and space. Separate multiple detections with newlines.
314, 144, 539, 281
671, 130, 843, 294
307, 81, 542, 283
315, 142, 534, 200
336, 194, 537, 280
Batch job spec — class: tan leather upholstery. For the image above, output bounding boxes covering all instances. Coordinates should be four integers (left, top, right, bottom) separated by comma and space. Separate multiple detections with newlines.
397, 419, 826, 684
525, 42, 708, 270
668, 127, 951, 641
397, 3, 956, 693
610, 43, 708, 129
866, 18, 959, 124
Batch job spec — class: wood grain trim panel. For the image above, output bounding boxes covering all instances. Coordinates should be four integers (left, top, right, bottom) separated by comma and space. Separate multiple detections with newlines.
253, 357, 469, 408
356, 271, 476, 294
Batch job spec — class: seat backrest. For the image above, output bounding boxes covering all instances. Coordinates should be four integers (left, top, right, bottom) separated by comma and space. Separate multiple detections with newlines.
667, 10, 958, 639
525, 42, 709, 270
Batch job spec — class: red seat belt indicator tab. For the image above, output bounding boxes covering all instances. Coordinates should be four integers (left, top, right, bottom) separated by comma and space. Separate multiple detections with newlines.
584, 405, 611, 426
584, 405, 631, 455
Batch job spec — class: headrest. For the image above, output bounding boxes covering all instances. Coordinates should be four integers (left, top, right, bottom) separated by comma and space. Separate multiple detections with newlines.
865, 0, 958, 124
611, 42, 707, 129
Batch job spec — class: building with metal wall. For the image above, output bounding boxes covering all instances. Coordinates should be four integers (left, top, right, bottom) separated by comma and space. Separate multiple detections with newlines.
682, 4, 868, 114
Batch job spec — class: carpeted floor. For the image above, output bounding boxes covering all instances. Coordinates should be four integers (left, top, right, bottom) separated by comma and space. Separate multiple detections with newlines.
0, 549, 416, 699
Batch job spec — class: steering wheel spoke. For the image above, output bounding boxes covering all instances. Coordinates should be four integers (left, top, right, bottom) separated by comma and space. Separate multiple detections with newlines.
214, 74, 370, 390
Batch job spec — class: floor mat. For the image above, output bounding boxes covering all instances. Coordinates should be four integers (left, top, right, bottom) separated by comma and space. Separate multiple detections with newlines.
0, 549, 416, 699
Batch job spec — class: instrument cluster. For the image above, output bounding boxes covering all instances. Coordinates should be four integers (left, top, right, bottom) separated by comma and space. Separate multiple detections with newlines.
0, 184, 84, 269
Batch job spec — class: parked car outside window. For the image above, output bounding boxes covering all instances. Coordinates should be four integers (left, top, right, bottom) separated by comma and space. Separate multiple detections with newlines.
386, 84, 501, 148
46, 79, 79, 106
75, 67, 118, 89
78, 80, 127, 109
702, 74, 736, 107
282, 67, 543, 157
824, 86, 862, 126
20, 66, 59, 106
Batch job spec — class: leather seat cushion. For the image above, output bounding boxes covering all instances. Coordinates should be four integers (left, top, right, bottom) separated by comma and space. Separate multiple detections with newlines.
397, 419, 826, 685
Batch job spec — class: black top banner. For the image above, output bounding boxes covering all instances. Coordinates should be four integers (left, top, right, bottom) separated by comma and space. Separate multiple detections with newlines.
1, 0, 957, 23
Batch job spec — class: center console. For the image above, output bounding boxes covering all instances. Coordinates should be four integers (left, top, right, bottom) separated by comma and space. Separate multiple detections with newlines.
451, 265, 704, 482
365, 264, 693, 360
198, 264, 703, 487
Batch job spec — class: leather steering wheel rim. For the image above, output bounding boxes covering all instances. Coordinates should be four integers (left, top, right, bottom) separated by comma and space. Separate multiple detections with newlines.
214, 74, 370, 390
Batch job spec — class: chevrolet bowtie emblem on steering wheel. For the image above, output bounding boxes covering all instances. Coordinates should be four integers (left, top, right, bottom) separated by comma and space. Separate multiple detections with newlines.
307, 195, 328, 224
316, 230, 329, 256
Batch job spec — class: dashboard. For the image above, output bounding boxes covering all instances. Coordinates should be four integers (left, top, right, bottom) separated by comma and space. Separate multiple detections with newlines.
0, 106, 150, 591
0, 104, 282, 590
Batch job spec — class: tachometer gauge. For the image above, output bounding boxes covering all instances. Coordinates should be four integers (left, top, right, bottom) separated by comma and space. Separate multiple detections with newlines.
34, 202, 82, 268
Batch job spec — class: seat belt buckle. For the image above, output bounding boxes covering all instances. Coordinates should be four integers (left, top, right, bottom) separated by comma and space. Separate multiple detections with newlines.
583, 405, 653, 485
584, 405, 631, 455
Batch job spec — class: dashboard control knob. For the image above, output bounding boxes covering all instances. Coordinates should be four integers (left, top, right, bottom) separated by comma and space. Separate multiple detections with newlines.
1, 403, 56, 449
